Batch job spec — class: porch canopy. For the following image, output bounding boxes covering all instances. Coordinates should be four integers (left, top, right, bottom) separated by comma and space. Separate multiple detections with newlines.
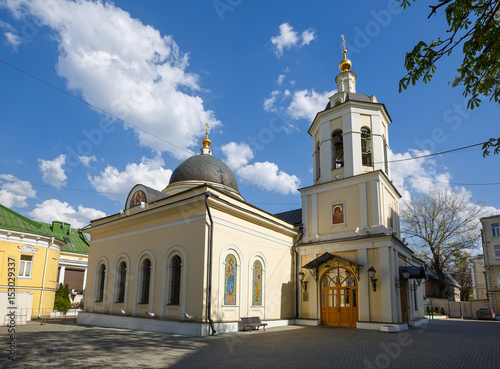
399, 265, 426, 279
301, 252, 363, 280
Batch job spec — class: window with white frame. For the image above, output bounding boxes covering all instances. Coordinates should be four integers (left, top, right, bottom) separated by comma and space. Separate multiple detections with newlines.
96, 263, 106, 302
139, 258, 151, 304
497, 275, 500, 289
494, 245, 500, 259
18, 255, 33, 278
492, 223, 500, 237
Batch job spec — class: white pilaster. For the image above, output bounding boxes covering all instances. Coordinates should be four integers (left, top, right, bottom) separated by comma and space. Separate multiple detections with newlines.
357, 249, 370, 321
371, 114, 385, 173
319, 122, 333, 183
342, 112, 362, 177
380, 247, 396, 322
302, 195, 309, 238
311, 194, 319, 240
359, 183, 368, 229
371, 180, 381, 227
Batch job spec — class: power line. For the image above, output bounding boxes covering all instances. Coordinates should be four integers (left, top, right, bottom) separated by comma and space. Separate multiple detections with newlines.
0, 58, 300, 205
0, 58, 192, 156
390, 166, 500, 186
387, 142, 486, 163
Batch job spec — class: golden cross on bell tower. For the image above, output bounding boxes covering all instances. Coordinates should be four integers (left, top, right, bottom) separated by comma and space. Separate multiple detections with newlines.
201, 122, 212, 154
339, 34, 352, 72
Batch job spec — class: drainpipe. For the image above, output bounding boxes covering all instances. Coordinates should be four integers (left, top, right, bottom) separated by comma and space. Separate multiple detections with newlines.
204, 191, 218, 335
38, 237, 54, 319
294, 228, 304, 319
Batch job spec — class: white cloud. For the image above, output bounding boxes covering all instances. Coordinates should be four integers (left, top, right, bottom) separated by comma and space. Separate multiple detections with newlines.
88, 155, 172, 201
389, 149, 500, 216
236, 161, 300, 195
389, 149, 450, 203
271, 23, 316, 57
4, 31, 21, 49
263, 90, 280, 112
28, 199, 106, 228
0, 174, 36, 208
301, 29, 315, 46
3, 0, 219, 159
39, 154, 67, 189
277, 74, 285, 85
79, 155, 97, 167
286, 89, 334, 121
221, 142, 254, 170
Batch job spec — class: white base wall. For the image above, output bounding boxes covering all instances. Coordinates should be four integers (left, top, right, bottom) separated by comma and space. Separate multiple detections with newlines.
356, 321, 408, 331
0, 291, 33, 326
78, 312, 295, 336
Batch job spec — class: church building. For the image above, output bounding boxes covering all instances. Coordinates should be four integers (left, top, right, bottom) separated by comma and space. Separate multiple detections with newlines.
79, 45, 427, 335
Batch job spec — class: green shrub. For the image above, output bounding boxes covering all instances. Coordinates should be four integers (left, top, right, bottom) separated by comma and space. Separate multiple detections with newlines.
54, 283, 71, 314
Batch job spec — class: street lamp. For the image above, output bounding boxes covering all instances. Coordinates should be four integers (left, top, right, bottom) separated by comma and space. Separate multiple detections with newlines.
367, 266, 377, 292
298, 271, 308, 292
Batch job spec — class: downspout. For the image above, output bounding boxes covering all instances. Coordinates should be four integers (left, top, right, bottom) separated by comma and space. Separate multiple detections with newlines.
294, 227, 304, 319
205, 191, 218, 335
38, 237, 54, 318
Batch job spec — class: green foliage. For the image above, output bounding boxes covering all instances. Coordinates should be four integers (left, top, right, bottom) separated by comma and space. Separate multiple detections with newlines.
397, 0, 500, 155
54, 283, 71, 314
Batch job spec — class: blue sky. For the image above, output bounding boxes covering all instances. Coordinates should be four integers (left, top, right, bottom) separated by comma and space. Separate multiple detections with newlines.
0, 0, 498, 229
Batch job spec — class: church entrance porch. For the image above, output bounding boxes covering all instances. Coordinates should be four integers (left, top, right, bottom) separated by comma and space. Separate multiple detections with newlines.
320, 267, 358, 327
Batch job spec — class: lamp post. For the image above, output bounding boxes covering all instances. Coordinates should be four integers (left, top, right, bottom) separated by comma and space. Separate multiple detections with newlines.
298, 271, 308, 292
367, 266, 377, 292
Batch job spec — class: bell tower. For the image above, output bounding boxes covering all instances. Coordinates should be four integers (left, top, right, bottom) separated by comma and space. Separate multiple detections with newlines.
301, 36, 400, 242
310, 35, 391, 184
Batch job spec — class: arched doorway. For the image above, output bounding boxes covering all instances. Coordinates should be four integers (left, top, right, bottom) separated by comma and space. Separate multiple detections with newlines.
320, 267, 358, 327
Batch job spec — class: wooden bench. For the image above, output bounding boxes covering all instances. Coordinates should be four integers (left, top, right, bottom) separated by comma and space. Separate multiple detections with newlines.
241, 316, 268, 332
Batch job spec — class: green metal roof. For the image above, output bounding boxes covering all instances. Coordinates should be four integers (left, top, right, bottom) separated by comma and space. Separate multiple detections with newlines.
0, 204, 89, 255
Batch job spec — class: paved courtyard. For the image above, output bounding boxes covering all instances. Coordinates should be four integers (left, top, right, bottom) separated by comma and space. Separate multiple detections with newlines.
1, 318, 499, 368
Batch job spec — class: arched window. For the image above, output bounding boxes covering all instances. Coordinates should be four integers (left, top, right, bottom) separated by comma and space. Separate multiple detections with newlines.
361, 127, 372, 166
224, 254, 237, 305
169, 256, 182, 305
332, 130, 344, 169
315, 143, 321, 180
96, 263, 106, 302
116, 261, 127, 303
139, 258, 151, 304
252, 260, 263, 306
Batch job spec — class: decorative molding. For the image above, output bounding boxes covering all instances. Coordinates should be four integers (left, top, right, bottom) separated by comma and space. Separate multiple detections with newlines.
18, 244, 38, 254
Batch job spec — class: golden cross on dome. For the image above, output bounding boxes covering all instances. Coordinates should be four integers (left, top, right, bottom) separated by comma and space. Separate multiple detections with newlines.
341, 34, 346, 51
205, 122, 209, 135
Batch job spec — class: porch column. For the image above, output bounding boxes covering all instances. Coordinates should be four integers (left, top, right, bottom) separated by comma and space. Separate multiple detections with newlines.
58, 266, 66, 285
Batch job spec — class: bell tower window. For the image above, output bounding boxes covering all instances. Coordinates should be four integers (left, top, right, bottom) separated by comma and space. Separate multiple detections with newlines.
361, 127, 372, 166
332, 130, 344, 169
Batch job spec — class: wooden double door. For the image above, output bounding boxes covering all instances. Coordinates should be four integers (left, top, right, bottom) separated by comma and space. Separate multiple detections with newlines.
321, 267, 358, 327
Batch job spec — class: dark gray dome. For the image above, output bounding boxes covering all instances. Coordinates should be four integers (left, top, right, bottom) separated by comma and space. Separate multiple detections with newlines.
169, 154, 239, 192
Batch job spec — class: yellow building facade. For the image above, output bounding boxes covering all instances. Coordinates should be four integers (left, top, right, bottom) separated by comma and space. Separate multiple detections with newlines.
0, 205, 89, 322
79, 48, 427, 335
480, 215, 500, 315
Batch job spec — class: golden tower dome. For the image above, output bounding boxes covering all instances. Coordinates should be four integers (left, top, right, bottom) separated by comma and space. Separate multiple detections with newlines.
339, 34, 352, 72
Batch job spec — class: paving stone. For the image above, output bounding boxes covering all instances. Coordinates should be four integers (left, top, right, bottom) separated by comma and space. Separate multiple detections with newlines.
1, 318, 498, 368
